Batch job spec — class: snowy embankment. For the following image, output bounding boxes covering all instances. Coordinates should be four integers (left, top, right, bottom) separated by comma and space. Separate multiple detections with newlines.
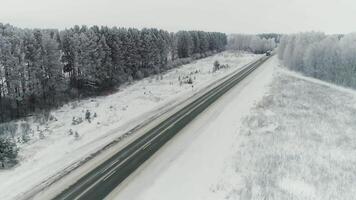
0, 51, 260, 200
113, 56, 356, 200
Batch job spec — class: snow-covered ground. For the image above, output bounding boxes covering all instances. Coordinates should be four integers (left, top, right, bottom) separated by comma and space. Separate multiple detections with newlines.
112, 56, 356, 200
0, 51, 261, 200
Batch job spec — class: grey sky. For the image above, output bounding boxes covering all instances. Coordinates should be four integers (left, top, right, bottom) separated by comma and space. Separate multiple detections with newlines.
1, 0, 355, 34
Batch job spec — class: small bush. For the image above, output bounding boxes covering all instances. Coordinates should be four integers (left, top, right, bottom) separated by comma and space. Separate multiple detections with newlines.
39, 132, 45, 140
213, 60, 220, 72
214, 60, 220, 68
20, 123, 32, 143
0, 123, 18, 138
72, 117, 83, 125
187, 77, 193, 84
179, 75, 194, 85
74, 131, 80, 140
213, 61, 230, 73
85, 110, 91, 123
0, 138, 19, 168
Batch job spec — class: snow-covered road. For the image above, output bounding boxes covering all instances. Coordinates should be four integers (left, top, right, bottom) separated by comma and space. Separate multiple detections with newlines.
109, 55, 276, 200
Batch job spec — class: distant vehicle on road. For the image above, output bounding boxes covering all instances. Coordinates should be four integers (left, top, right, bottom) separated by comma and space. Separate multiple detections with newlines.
266, 51, 271, 56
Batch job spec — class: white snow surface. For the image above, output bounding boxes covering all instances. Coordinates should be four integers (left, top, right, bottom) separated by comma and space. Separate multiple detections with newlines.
0, 52, 261, 200
112, 56, 356, 200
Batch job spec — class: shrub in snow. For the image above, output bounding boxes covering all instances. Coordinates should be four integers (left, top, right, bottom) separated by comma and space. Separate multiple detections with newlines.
220, 64, 229, 69
74, 131, 80, 140
179, 75, 194, 85
20, 122, 32, 135
39, 131, 45, 140
213, 61, 220, 72
71, 102, 79, 109
213, 61, 229, 73
214, 60, 220, 68
72, 117, 83, 125
0, 122, 18, 138
20, 123, 33, 143
0, 138, 18, 168
85, 110, 91, 123
42, 112, 51, 123
33, 112, 51, 125
20, 135, 30, 143
187, 77, 193, 84
49, 114, 57, 121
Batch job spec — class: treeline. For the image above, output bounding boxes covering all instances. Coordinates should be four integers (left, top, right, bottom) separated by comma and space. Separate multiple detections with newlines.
278, 32, 356, 89
0, 23, 227, 122
227, 34, 277, 54
258, 33, 282, 43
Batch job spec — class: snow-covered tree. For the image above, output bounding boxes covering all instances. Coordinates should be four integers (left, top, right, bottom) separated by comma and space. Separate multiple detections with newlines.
227, 34, 276, 53
0, 23, 227, 123
278, 32, 356, 89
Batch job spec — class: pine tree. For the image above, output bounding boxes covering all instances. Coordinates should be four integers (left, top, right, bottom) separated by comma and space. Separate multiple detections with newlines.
176, 31, 193, 58
0, 23, 228, 123
41, 33, 65, 106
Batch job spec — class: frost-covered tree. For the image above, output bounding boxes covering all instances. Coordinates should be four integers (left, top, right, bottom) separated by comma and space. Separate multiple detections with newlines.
278, 32, 356, 89
227, 34, 276, 53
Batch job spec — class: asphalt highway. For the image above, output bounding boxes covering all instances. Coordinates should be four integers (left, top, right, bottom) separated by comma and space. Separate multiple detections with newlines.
53, 55, 272, 200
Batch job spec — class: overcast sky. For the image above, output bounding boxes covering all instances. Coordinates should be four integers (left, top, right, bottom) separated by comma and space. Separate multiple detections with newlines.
1, 0, 356, 34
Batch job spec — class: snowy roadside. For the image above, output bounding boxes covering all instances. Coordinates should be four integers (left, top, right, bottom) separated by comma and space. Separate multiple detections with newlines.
227, 63, 356, 200
113, 56, 356, 200
216, 59, 356, 200
0, 51, 261, 200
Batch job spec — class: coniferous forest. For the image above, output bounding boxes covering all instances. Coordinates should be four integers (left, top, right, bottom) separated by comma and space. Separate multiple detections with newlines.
0, 23, 227, 122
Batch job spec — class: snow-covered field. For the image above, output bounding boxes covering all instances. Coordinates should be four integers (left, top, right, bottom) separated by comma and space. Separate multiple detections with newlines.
231, 67, 356, 199
113, 56, 356, 200
0, 51, 260, 200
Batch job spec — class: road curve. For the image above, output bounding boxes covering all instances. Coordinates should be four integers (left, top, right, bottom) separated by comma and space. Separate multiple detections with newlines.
53, 55, 272, 200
